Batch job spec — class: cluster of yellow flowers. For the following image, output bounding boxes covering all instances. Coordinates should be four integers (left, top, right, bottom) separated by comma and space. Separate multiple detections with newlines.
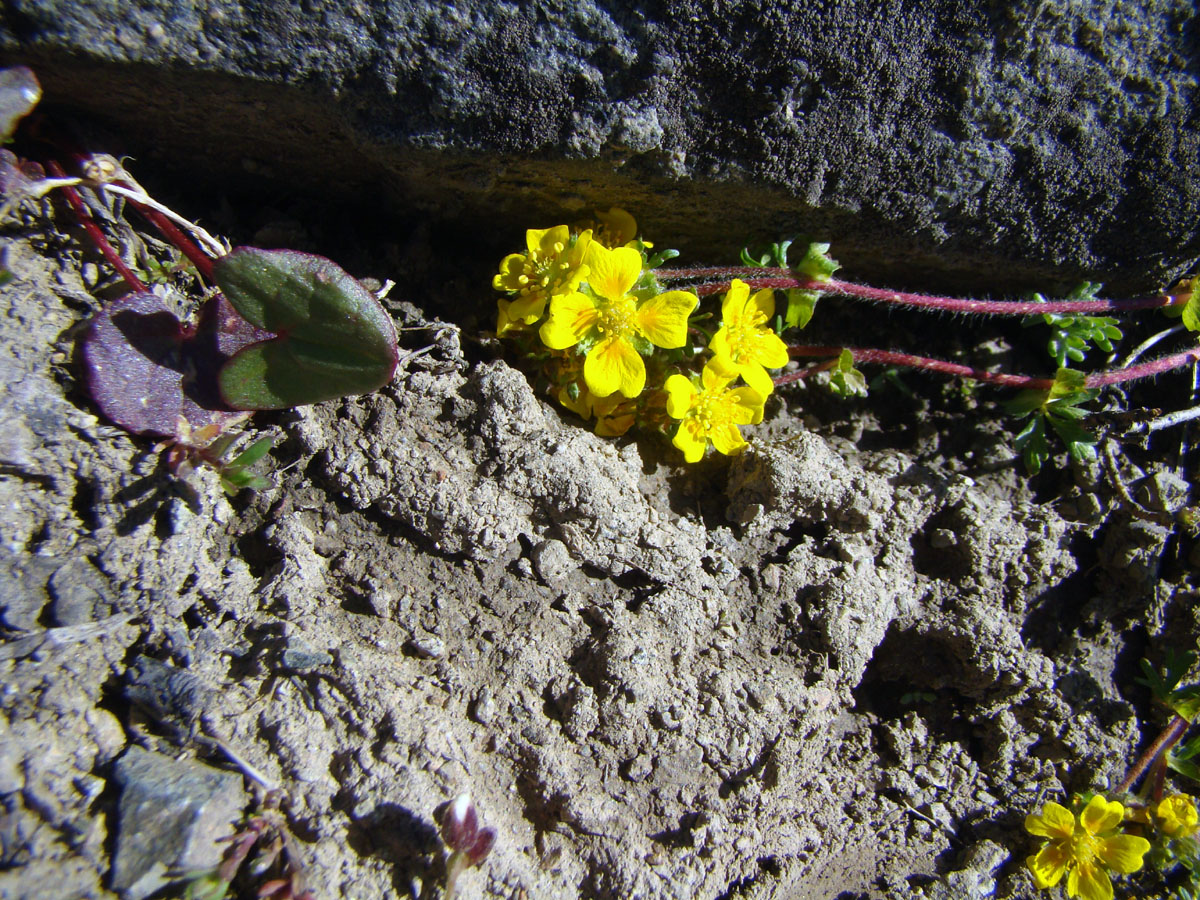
1025, 792, 1199, 899
492, 210, 790, 462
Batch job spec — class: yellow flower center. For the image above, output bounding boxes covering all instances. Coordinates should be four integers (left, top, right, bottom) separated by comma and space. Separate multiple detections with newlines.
688, 387, 736, 433
728, 306, 770, 359
1070, 829, 1102, 868
517, 242, 571, 295
595, 294, 637, 338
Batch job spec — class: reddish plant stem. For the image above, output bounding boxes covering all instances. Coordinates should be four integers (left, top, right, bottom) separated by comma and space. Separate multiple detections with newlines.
46, 161, 145, 293
658, 268, 1181, 316
120, 189, 216, 283
1114, 714, 1189, 796
780, 345, 1200, 391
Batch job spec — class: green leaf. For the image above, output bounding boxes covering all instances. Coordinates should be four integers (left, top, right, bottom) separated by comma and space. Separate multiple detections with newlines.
1174, 734, 1200, 762
1005, 388, 1050, 418
794, 243, 839, 284
214, 248, 399, 410
783, 288, 820, 330
1137, 650, 1198, 702
1013, 415, 1049, 474
1167, 749, 1200, 785
228, 436, 272, 469
1046, 413, 1097, 462
1171, 685, 1200, 722
645, 248, 680, 269
829, 348, 867, 398
740, 246, 771, 267
1184, 287, 1200, 333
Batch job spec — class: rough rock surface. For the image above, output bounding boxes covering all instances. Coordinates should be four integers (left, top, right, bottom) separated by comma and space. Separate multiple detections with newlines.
1, 1, 1197, 291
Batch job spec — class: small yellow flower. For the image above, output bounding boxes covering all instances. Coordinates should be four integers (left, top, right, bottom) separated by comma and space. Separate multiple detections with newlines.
709, 278, 790, 397
591, 207, 642, 248
1025, 795, 1151, 900
665, 359, 765, 463
555, 382, 637, 437
1155, 793, 1198, 839
494, 226, 592, 333
539, 242, 697, 399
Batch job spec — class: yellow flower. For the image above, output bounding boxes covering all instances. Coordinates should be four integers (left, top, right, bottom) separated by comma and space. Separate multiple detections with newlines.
539, 242, 697, 399
592, 207, 642, 248
555, 382, 637, 436
665, 359, 765, 463
1155, 793, 1198, 839
1025, 795, 1151, 900
709, 278, 790, 397
494, 226, 592, 334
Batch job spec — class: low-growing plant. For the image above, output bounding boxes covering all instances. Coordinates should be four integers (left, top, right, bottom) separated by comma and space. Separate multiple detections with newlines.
182, 790, 315, 900
491, 209, 1198, 476
1023, 651, 1200, 899
437, 793, 496, 900
0, 67, 400, 493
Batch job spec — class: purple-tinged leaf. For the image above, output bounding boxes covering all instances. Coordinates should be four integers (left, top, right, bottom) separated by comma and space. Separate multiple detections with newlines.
81, 292, 273, 438
213, 248, 399, 410
441, 793, 479, 853
466, 827, 496, 866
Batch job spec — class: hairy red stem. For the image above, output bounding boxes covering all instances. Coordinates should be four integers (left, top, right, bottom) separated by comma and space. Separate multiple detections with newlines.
1114, 714, 1189, 796
121, 189, 216, 283
46, 161, 145, 293
782, 345, 1200, 390
659, 268, 1181, 316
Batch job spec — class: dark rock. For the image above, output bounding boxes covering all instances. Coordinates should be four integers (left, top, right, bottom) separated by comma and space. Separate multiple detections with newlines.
0, 2, 1195, 293
111, 746, 246, 900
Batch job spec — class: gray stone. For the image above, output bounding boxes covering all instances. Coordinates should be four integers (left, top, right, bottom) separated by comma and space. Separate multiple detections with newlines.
281, 639, 334, 671
1, 1, 1196, 292
530, 538, 574, 586
111, 746, 246, 900
48, 559, 113, 626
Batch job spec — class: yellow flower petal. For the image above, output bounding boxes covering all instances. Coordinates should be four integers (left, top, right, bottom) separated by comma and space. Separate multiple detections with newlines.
750, 286, 777, 320
583, 243, 642, 302
635, 290, 698, 349
556, 385, 591, 419
709, 422, 748, 456
721, 278, 751, 322
585, 337, 645, 398
738, 358, 777, 399
754, 329, 791, 369
1081, 796, 1125, 835
1097, 834, 1151, 874
730, 386, 766, 425
594, 207, 638, 248
672, 418, 708, 463
664, 373, 697, 419
493, 252, 530, 292
1027, 845, 1070, 889
702, 354, 739, 389
527, 225, 570, 256
1068, 861, 1114, 900
1026, 803, 1076, 840
506, 292, 548, 324
540, 292, 599, 350
595, 412, 635, 436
